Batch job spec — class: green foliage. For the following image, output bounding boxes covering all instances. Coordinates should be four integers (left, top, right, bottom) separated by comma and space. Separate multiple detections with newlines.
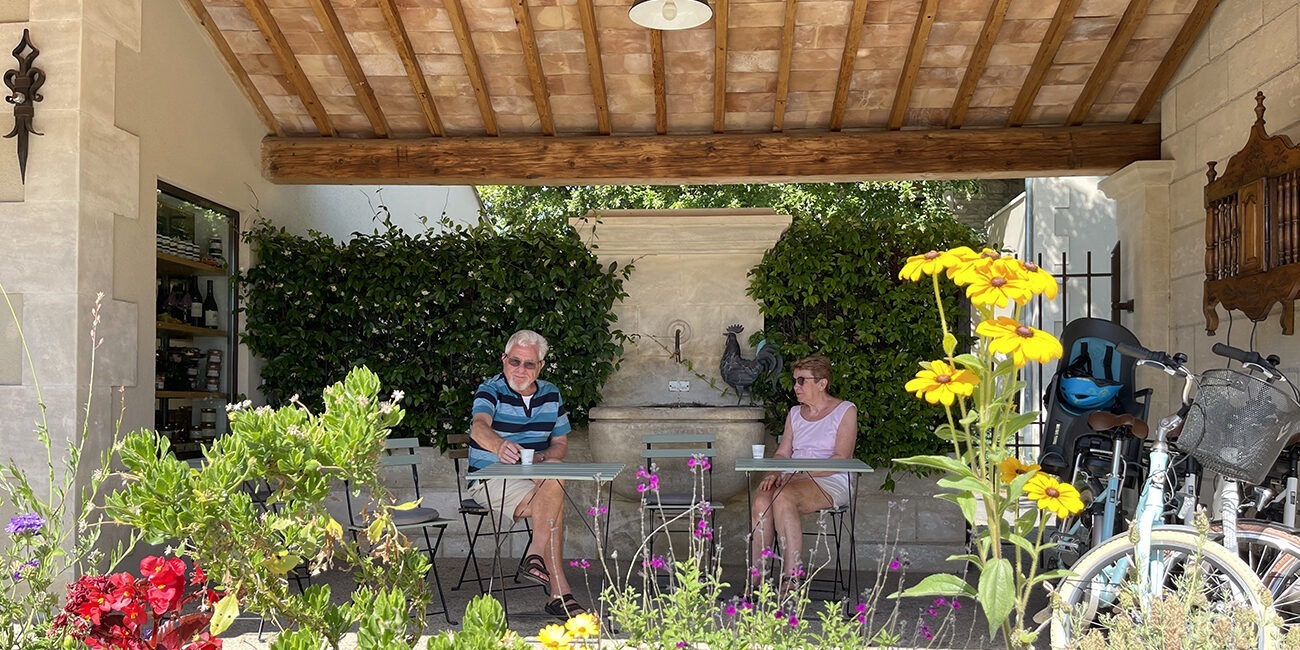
747, 212, 981, 468
105, 367, 430, 648
480, 181, 978, 232
236, 217, 630, 446
424, 595, 528, 650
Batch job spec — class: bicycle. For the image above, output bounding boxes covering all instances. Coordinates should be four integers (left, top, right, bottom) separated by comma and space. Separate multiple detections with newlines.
1049, 342, 1288, 649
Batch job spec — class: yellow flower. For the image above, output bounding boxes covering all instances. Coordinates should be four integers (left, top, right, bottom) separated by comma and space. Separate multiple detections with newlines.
1025, 473, 1084, 518
899, 248, 971, 281
565, 613, 600, 639
999, 456, 1041, 484
998, 258, 1059, 300
961, 265, 1034, 307
904, 360, 979, 406
538, 623, 572, 650
976, 317, 1063, 367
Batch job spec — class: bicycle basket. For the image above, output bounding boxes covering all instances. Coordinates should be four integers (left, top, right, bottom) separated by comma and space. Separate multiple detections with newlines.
1179, 368, 1300, 484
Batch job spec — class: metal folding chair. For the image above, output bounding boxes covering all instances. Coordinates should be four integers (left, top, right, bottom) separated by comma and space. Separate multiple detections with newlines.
641, 433, 722, 576
802, 504, 849, 599
445, 432, 538, 595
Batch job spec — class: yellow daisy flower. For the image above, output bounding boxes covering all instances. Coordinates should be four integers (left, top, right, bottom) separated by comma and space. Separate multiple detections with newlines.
999, 456, 1041, 484
538, 623, 572, 650
995, 258, 1059, 300
904, 360, 979, 406
976, 317, 1064, 367
565, 613, 600, 639
900, 248, 971, 281
961, 265, 1034, 307
1025, 473, 1085, 518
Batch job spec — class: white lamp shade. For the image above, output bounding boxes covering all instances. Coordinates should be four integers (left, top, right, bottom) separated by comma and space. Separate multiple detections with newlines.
629, 0, 712, 30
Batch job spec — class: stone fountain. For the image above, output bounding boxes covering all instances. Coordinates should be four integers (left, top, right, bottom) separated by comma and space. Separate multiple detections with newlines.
569, 209, 792, 503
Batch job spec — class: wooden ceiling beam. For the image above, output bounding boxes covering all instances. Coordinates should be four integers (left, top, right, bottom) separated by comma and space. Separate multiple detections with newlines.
1067, 0, 1152, 126
180, 0, 283, 136
651, 30, 668, 135
947, 0, 1010, 129
576, 0, 611, 135
888, 0, 938, 130
713, 0, 729, 133
511, 0, 556, 136
309, 0, 388, 137
1128, 0, 1220, 124
444, 0, 499, 136
1009, 0, 1081, 127
264, 123, 1161, 185
772, 0, 799, 132
829, 0, 871, 132
377, 0, 443, 136
242, 0, 334, 136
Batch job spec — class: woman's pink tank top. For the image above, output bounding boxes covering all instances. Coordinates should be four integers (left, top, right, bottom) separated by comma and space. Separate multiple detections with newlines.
790, 400, 854, 458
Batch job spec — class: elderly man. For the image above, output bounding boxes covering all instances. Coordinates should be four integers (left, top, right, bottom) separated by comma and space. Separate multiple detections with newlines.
468, 329, 586, 618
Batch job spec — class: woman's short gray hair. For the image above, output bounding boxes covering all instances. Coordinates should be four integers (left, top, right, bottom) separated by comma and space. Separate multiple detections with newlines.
505, 329, 549, 360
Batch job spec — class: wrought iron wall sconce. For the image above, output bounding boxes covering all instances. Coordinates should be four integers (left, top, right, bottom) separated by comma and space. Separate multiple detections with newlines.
4, 29, 44, 184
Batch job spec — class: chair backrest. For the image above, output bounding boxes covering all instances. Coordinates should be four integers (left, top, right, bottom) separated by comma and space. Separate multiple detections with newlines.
642, 433, 717, 505
445, 432, 473, 504
345, 437, 424, 525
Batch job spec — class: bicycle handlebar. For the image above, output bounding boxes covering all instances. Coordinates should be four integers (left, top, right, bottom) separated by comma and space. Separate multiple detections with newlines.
1211, 343, 1282, 379
1116, 342, 1187, 369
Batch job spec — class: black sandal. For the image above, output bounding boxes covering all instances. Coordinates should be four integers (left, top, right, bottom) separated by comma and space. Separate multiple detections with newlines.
544, 593, 588, 618
520, 554, 550, 587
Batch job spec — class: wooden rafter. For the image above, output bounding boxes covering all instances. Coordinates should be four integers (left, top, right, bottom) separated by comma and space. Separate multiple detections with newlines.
444, 0, 499, 136
264, 123, 1161, 185
888, 0, 938, 130
1009, 0, 1081, 127
1067, 0, 1152, 126
713, 0, 729, 133
1128, 0, 1220, 124
180, 0, 283, 136
242, 0, 334, 136
511, 0, 556, 136
309, 0, 388, 137
829, 0, 871, 132
947, 0, 1010, 129
377, 0, 443, 136
651, 30, 667, 135
772, 0, 798, 132
576, 0, 611, 135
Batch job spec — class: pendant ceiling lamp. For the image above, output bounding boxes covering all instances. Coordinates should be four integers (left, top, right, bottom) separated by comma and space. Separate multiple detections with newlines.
629, 0, 712, 30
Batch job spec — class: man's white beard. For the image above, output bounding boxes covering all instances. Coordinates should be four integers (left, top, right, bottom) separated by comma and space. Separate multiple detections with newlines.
508, 377, 532, 393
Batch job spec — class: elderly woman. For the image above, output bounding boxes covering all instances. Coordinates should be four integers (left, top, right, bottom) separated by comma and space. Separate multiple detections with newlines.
750, 353, 859, 585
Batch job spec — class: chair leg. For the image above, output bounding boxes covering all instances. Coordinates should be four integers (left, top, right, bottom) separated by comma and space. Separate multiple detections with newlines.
423, 526, 456, 625
455, 515, 488, 592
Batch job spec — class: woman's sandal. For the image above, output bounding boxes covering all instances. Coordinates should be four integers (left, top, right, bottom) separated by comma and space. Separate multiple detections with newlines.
544, 593, 588, 618
519, 554, 550, 587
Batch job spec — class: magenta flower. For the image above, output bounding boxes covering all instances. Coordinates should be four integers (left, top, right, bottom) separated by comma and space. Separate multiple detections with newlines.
934, 597, 947, 607
636, 466, 660, 493
643, 555, 668, 570
951, 599, 962, 610
888, 557, 901, 571
760, 546, 777, 559
587, 505, 608, 516
569, 558, 590, 569
687, 455, 711, 471
693, 519, 713, 540
724, 603, 737, 616
676, 642, 688, 649
919, 622, 934, 640
787, 614, 800, 627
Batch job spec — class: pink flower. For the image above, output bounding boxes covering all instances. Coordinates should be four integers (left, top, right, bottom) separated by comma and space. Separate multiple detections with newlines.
587, 505, 608, 516
787, 614, 800, 627
569, 558, 590, 569
643, 555, 667, 570
724, 603, 737, 616
888, 557, 901, 571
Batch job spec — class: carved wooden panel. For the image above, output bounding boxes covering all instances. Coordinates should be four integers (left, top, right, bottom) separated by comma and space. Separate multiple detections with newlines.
1204, 92, 1300, 335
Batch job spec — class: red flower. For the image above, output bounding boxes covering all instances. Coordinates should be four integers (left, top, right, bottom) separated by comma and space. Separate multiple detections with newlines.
146, 578, 182, 615
190, 565, 207, 586
182, 632, 223, 650
141, 556, 186, 585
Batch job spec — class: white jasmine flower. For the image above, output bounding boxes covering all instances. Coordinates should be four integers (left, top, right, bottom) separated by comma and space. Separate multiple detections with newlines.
390, 390, 405, 403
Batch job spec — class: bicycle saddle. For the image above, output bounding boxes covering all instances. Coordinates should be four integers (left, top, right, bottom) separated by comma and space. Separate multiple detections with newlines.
1087, 411, 1149, 439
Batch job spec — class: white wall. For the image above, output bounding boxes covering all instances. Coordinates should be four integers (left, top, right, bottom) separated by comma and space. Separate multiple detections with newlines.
275, 185, 483, 242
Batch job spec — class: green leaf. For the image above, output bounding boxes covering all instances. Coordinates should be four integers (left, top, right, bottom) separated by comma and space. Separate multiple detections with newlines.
892, 573, 976, 599
210, 594, 239, 636
1029, 569, 1074, 585
937, 475, 993, 497
942, 332, 958, 356
977, 558, 1016, 637
935, 492, 977, 527
894, 454, 974, 479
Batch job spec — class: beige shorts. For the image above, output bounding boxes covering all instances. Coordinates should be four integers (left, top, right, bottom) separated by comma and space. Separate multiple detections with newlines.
469, 478, 539, 525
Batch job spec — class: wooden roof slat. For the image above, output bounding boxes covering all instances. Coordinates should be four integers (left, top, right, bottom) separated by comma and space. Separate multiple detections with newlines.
713, 0, 729, 133
241, 0, 335, 136
651, 30, 667, 136
888, 0, 938, 131
308, 0, 388, 138
377, 0, 443, 137
1066, 0, 1152, 126
947, 0, 1011, 130
444, 0, 499, 137
577, 0, 611, 135
1128, 0, 1220, 124
772, 0, 799, 132
264, 123, 1162, 185
1009, 0, 1081, 127
511, 0, 556, 136
829, 0, 871, 132
181, 0, 283, 136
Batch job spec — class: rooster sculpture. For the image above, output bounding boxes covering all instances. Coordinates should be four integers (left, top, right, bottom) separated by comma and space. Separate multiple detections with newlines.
720, 324, 783, 405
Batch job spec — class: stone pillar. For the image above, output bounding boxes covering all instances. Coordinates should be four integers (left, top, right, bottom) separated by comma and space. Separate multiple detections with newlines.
1098, 161, 1175, 410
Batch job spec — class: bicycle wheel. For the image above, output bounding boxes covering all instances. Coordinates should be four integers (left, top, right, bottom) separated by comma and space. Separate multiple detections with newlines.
1223, 520, 1300, 630
1050, 528, 1277, 650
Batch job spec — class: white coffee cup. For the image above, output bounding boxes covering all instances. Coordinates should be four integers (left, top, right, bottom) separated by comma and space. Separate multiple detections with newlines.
751, 444, 765, 459
520, 448, 535, 465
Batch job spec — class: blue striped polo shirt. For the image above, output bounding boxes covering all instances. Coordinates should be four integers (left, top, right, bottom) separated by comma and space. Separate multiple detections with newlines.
468, 374, 571, 476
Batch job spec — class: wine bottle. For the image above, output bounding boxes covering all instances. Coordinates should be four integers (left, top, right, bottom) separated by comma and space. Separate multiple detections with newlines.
166, 280, 185, 322
203, 280, 220, 328
188, 278, 204, 326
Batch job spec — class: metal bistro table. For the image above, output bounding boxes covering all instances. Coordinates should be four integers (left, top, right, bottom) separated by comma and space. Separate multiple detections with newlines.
735, 457, 874, 605
470, 461, 626, 617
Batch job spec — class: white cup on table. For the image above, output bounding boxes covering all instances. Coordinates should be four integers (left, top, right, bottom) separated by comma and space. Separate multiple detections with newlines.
520, 448, 535, 465
751, 444, 765, 459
